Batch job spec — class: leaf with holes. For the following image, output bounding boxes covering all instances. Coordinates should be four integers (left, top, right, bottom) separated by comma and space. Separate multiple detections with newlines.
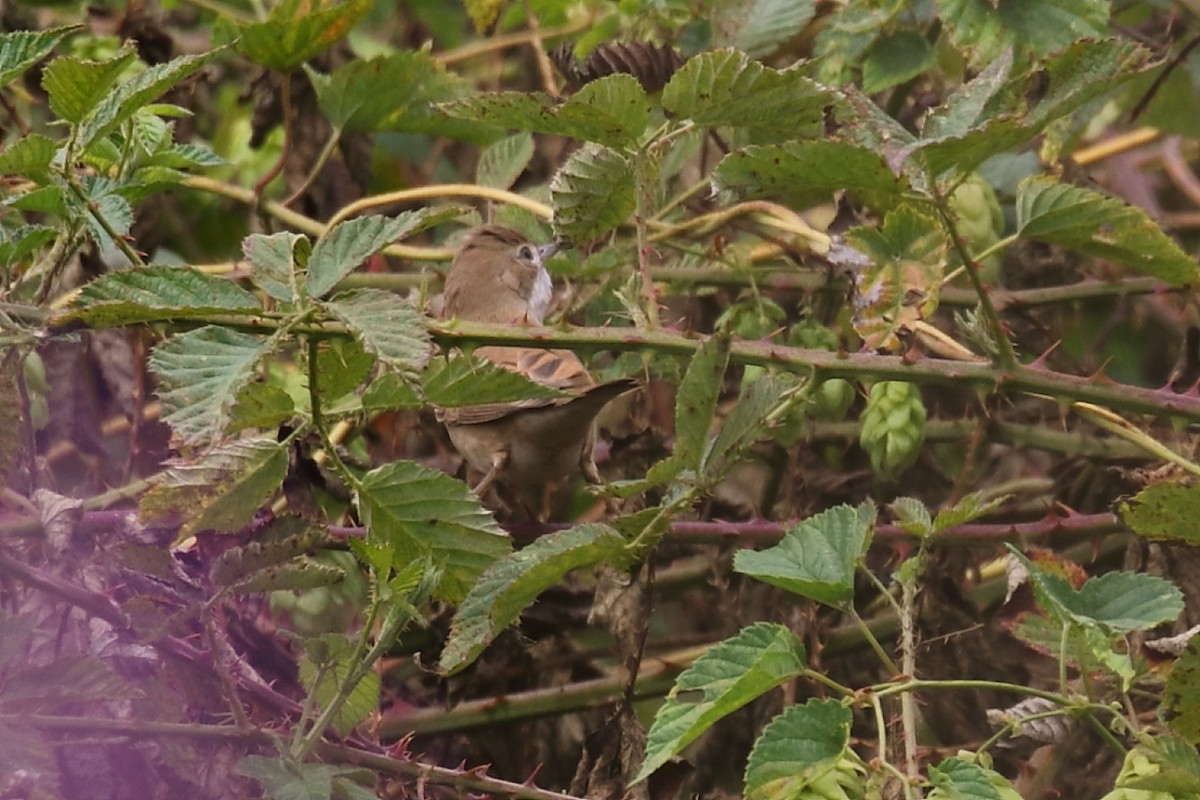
847, 205, 948, 351
1119, 482, 1200, 546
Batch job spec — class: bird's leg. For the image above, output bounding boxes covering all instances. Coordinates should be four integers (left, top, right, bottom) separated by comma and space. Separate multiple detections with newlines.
472, 448, 509, 498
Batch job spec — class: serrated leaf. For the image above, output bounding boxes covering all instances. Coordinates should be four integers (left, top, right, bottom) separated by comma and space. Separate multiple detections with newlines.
862, 30, 936, 94
439, 74, 649, 147
145, 141, 226, 169
549, 142, 635, 242
1011, 547, 1185, 633
231, 384, 297, 433
702, 372, 808, 481
243, 231, 310, 303
58, 266, 260, 326
361, 373, 421, 411
1023, 39, 1154, 131
77, 49, 219, 152
932, 491, 1009, 532
1121, 735, 1200, 792
238, 0, 372, 72
422, 355, 565, 406
321, 289, 430, 370
0, 655, 139, 712
209, 517, 330, 584
906, 116, 1034, 180
0, 134, 57, 179
306, 51, 453, 133
1016, 177, 1197, 285
357, 460, 510, 602
847, 205, 948, 351
298, 633, 379, 738
925, 50, 1014, 140
238, 757, 333, 800
476, 132, 535, 190
315, 337, 374, 399
140, 437, 287, 538
890, 497, 933, 538
228, 559, 345, 594
928, 758, 1006, 800
1119, 482, 1200, 546
150, 326, 278, 444
308, 208, 455, 297
939, 0, 1107, 68
743, 699, 851, 793
5, 184, 68, 216
1164, 638, 1200, 744
0, 225, 57, 269
41, 46, 136, 124
0, 26, 78, 87
674, 332, 730, 474
81, 180, 134, 253
662, 49, 828, 141
734, 501, 876, 607
439, 524, 628, 674
710, 0, 816, 59
636, 622, 807, 782
712, 139, 909, 211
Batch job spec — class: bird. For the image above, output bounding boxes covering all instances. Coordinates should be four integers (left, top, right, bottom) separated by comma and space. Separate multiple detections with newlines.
435, 225, 638, 516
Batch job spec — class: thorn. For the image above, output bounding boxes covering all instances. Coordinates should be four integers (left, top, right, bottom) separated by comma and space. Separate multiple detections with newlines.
1027, 341, 1061, 370
1085, 358, 1116, 383
524, 764, 544, 786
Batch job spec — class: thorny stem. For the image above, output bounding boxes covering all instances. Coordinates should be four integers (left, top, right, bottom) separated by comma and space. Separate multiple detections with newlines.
932, 188, 1018, 369
65, 175, 146, 269
634, 156, 662, 328
897, 546, 927, 785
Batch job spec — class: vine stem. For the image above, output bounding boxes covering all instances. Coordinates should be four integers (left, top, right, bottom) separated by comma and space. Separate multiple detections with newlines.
253, 72, 293, 199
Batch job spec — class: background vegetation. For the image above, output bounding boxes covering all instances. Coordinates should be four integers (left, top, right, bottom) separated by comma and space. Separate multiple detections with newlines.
4, 0, 1200, 798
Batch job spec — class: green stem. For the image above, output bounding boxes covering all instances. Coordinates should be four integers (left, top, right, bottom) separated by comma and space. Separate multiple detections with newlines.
849, 607, 899, 675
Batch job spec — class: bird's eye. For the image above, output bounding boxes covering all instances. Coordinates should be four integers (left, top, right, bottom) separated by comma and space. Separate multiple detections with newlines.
517, 244, 536, 262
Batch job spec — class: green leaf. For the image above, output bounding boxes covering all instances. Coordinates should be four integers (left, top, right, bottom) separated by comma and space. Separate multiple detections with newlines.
923, 49, 1013, 140
210, 517, 332, 586
662, 49, 828, 141
139, 437, 288, 539
932, 491, 1010, 533
1015, 177, 1198, 286
228, 384, 296, 433
150, 326, 277, 445
702, 372, 808, 481
0, 225, 57, 270
308, 208, 455, 297
298, 633, 379, 738
475, 132, 534, 190
734, 502, 876, 607
322, 289, 430, 371
1021, 38, 1154, 132
549, 143, 635, 242
79, 177, 133, 252
743, 699, 852, 794
673, 331, 731, 474
239, 756, 368, 800
939, 0, 1107, 68
890, 497, 933, 538
306, 51, 452, 133
1122, 735, 1200, 792
238, 0, 373, 72
636, 622, 807, 782
710, 0, 816, 59
439, 523, 629, 674
58, 266, 260, 326
357, 460, 510, 602
1011, 547, 1185, 633
227, 558, 345, 594
0, 26, 78, 87
712, 140, 909, 211
439, 74, 649, 147
1163, 637, 1200, 745
41, 46, 136, 124
846, 205, 948, 350
862, 30, 936, 94
314, 337, 374, 400
464, 0, 506, 33
77, 50, 220, 152
928, 757, 1009, 800
0, 133, 57, 179
1119, 482, 1200, 546
243, 231, 311, 303
422, 355, 565, 406
361, 373, 421, 412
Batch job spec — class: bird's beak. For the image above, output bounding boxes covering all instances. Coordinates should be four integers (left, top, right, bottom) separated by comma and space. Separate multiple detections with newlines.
537, 241, 561, 263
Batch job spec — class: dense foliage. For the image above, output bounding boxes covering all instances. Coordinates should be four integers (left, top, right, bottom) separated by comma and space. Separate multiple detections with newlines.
3, 1, 1200, 799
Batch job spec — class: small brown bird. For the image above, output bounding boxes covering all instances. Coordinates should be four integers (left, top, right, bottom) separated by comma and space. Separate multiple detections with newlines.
436, 226, 637, 515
